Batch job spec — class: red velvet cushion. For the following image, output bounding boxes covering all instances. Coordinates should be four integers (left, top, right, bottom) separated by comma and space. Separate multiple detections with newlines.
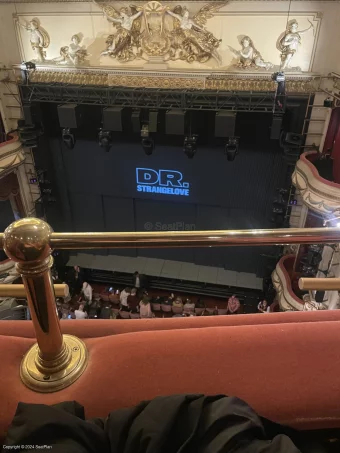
1, 318, 340, 440
1, 310, 340, 338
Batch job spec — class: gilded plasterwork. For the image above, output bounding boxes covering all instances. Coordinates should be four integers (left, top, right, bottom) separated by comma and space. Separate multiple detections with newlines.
27, 67, 313, 93
14, 4, 320, 73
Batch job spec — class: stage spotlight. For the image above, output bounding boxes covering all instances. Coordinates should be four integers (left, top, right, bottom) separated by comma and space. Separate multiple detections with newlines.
62, 128, 75, 149
21, 61, 36, 71
141, 137, 154, 155
20, 61, 36, 83
98, 129, 112, 152
272, 72, 285, 83
183, 135, 198, 159
141, 124, 154, 155
224, 137, 239, 161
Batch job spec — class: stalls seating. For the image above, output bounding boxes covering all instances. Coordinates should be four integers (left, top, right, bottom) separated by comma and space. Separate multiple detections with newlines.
2, 310, 340, 441
119, 310, 130, 319
161, 303, 172, 312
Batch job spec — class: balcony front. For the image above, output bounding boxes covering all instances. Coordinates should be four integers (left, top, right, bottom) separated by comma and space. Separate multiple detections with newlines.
292, 151, 340, 216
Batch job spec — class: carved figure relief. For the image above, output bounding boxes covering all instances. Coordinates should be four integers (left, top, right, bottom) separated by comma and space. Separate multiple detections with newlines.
228, 36, 273, 70
94, 1, 226, 64
165, 3, 224, 64
95, 2, 143, 62
279, 19, 314, 70
15, 5, 318, 72
53, 34, 87, 66
16, 17, 50, 62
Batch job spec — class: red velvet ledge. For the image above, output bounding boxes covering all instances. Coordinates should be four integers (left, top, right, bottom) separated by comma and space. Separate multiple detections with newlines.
1, 313, 340, 439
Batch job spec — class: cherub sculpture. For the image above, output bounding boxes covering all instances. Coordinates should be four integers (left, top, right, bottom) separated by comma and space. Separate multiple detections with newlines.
166, 3, 225, 64
53, 35, 87, 66
228, 36, 273, 70
94, 1, 143, 62
279, 19, 314, 70
17, 18, 50, 62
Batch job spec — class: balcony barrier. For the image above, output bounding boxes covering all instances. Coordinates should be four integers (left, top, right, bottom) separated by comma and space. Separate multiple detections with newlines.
292, 151, 340, 215
1, 218, 340, 393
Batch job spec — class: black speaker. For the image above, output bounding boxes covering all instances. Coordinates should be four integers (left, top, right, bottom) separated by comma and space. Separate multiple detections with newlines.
57, 104, 82, 129
149, 111, 158, 133
131, 110, 141, 133
284, 132, 303, 146
23, 104, 41, 125
215, 111, 236, 138
166, 110, 186, 135
270, 115, 283, 140
103, 107, 123, 131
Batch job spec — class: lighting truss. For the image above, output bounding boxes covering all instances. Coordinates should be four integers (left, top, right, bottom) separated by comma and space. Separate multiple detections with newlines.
19, 83, 291, 113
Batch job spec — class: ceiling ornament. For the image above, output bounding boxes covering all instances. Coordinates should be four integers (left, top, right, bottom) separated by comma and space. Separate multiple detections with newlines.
94, 1, 227, 64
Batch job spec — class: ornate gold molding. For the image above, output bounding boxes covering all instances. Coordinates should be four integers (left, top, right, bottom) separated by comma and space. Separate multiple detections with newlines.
206, 76, 314, 93
108, 74, 205, 89
26, 67, 314, 92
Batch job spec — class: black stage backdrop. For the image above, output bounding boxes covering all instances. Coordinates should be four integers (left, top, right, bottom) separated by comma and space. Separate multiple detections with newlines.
0, 199, 14, 232
34, 102, 307, 277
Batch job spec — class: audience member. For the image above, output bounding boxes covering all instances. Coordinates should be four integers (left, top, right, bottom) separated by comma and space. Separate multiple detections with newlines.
120, 287, 131, 309
74, 303, 88, 319
81, 282, 93, 305
100, 303, 113, 319
132, 271, 148, 295
139, 296, 153, 318
88, 301, 100, 319
183, 298, 195, 314
258, 299, 270, 313
163, 296, 172, 306
68, 265, 83, 296
227, 294, 240, 315
172, 297, 183, 309
195, 299, 205, 309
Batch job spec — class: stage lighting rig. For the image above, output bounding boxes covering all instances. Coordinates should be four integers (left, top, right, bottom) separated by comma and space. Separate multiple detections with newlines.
141, 124, 154, 155
62, 128, 75, 150
20, 61, 36, 83
272, 71, 286, 112
224, 137, 239, 161
183, 135, 198, 159
98, 129, 112, 152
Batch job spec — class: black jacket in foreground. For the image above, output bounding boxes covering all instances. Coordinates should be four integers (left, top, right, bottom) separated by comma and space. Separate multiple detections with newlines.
3, 394, 327, 453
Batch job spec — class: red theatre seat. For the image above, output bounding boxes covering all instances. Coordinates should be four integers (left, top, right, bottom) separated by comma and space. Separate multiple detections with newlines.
1, 311, 340, 440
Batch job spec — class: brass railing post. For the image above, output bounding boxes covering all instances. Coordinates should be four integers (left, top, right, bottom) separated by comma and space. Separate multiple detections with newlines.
3, 218, 88, 393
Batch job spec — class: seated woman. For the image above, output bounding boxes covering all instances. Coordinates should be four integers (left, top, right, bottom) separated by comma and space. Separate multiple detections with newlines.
258, 299, 270, 313
139, 297, 153, 318
183, 298, 195, 314
172, 297, 184, 314
172, 297, 183, 309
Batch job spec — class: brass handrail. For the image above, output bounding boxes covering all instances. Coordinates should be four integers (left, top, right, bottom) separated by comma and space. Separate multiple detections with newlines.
1, 226, 340, 249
